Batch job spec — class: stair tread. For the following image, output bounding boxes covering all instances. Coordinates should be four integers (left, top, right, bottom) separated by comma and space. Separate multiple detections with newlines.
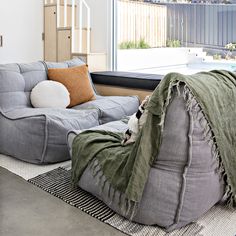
57, 26, 72, 30
74, 27, 91, 30
57, 27, 91, 30
72, 52, 106, 55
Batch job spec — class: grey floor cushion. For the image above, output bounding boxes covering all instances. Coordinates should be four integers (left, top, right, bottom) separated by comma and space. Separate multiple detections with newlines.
0, 58, 139, 164
68, 88, 225, 231
1, 108, 99, 164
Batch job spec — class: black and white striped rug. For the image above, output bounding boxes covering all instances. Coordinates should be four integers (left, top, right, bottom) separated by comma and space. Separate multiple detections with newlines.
28, 167, 236, 236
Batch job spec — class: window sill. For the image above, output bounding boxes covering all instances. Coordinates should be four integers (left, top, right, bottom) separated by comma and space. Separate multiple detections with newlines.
91, 71, 163, 91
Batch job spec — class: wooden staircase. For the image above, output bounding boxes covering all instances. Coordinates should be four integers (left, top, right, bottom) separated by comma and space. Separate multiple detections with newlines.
44, 0, 106, 71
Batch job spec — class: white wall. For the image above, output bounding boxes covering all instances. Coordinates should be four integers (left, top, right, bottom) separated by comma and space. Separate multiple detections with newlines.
0, 0, 44, 63
117, 48, 192, 71
85, 0, 113, 69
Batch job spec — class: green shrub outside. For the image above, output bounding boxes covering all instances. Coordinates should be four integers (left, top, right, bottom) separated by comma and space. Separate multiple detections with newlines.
166, 39, 181, 47
119, 38, 150, 49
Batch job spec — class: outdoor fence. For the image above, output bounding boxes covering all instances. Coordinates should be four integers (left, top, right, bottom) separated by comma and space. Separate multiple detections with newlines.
118, 1, 236, 50
166, 3, 236, 49
117, 0, 167, 47
47, 0, 236, 50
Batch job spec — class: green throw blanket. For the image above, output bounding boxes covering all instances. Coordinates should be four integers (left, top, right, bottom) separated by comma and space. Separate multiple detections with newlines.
72, 70, 236, 217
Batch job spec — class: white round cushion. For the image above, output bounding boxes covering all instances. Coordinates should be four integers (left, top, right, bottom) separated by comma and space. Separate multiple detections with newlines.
30, 81, 70, 108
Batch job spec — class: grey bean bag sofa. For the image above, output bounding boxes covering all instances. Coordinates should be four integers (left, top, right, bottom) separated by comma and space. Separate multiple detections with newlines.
67, 87, 225, 231
0, 58, 139, 164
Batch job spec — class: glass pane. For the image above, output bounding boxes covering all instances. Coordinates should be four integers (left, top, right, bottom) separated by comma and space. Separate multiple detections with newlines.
116, 0, 236, 75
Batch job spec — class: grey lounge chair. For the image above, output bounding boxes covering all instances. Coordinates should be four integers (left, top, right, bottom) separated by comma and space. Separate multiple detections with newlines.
0, 58, 139, 164
67, 87, 225, 231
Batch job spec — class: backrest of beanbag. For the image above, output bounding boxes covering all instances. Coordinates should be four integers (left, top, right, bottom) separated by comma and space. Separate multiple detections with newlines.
0, 58, 94, 113
0, 62, 47, 112
135, 86, 225, 230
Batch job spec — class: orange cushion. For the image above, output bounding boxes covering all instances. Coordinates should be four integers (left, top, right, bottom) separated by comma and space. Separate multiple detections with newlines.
48, 65, 96, 107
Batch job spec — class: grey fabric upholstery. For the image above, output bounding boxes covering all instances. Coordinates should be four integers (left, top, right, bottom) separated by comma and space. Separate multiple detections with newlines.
73, 96, 139, 124
67, 120, 128, 157
68, 89, 225, 231
0, 62, 47, 112
0, 58, 139, 164
1, 108, 99, 164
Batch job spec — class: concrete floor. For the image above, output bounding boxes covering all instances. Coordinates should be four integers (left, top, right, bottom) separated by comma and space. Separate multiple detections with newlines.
0, 167, 126, 236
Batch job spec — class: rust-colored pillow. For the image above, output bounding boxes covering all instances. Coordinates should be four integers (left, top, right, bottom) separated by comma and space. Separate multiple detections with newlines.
48, 65, 96, 107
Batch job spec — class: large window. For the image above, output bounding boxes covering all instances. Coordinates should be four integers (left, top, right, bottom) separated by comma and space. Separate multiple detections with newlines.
115, 0, 236, 74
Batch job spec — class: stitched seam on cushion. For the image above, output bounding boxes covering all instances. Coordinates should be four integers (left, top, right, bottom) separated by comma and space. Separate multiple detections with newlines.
134, 95, 141, 105
41, 61, 49, 72
0, 91, 28, 94
41, 115, 49, 163
0, 63, 46, 74
91, 108, 102, 125
0, 69, 45, 72
176, 107, 194, 223
20, 70, 46, 73
0, 69, 20, 73
0, 110, 46, 120
99, 106, 120, 110
16, 63, 28, 100
0, 110, 48, 163
168, 97, 194, 230
16, 63, 22, 74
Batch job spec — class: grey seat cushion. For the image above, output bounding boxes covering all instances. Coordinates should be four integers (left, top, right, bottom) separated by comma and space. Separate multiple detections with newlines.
1, 108, 99, 164
72, 95, 140, 124
68, 88, 225, 231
